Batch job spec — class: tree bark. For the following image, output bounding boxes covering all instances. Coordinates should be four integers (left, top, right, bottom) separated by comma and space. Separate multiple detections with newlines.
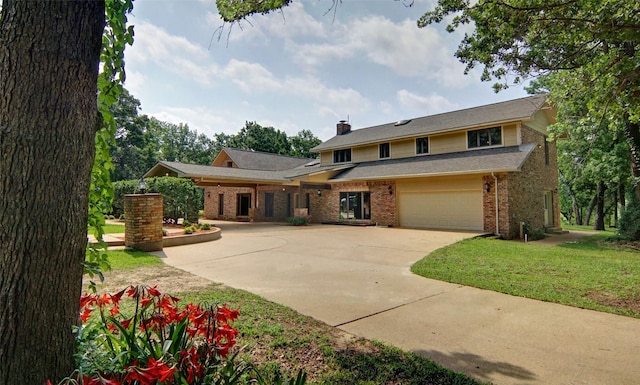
594, 181, 607, 231
0, 1, 104, 383
572, 193, 583, 225
623, 116, 640, 198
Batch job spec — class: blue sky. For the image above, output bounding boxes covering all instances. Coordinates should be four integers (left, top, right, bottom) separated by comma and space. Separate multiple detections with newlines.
125, 0, 529, 141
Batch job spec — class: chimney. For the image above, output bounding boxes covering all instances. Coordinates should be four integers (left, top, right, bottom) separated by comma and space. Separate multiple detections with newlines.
337, 120, 351, 136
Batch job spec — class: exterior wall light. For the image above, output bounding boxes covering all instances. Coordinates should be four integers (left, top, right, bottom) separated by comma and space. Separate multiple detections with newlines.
138, 177, 147, 194
388, 185, 393, 195
485, 182, 491, 193
317, 189, 322, 196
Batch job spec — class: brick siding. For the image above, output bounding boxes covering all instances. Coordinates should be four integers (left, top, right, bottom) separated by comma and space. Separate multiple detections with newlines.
124, 193, 163, 251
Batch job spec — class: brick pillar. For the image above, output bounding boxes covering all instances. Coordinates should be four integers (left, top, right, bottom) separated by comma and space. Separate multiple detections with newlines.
124, 193, 163, 252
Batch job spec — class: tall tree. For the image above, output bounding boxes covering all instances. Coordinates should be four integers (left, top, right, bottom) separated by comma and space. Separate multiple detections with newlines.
419, 0, 640, 185
0, 1, 105, 383
290, 129, 322, 158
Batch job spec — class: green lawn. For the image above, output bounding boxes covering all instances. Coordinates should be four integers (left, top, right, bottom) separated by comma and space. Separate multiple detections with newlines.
411, 234, 640, 318
101, 249, 163, 270
87, 223, 125, 235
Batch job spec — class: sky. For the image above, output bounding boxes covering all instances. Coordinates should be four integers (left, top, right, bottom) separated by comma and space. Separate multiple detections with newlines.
125, 0, 530, 141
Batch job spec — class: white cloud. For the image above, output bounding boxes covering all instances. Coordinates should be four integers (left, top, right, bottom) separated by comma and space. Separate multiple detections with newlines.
396, 89, 457, 115
222, 59, 282, 93
127, 22, 219, 86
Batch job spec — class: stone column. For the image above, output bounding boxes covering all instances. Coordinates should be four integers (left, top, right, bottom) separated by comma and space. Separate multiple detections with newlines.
124, 193, 163, 251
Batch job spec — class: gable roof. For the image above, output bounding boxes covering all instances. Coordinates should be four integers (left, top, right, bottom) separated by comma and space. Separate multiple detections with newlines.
213, 148, 312, 171
312, 94, 550, 152
330, 144, 536, 181
144, 160, 291, 183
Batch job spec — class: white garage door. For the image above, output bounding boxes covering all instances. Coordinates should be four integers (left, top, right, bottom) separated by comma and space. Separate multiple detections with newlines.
398, 189, 484, 231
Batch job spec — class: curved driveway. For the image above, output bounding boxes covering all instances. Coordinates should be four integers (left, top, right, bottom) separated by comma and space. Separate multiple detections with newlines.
155, 222, 640, 385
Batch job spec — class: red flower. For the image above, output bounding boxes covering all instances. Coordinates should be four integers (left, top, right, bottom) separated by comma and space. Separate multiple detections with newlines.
80, 307, 93, 323
110, 288, 126, 305
147, 285, 162, 297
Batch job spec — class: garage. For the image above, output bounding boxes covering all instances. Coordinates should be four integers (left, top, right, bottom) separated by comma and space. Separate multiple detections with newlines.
397, 175, 484, 231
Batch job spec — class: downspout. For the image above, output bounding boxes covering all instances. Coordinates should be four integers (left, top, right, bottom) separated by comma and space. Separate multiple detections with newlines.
492, 172, 500, 236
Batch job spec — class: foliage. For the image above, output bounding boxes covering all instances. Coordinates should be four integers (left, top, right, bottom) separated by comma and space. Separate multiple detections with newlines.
200, 223, 212, 231
286, 216, 311, 226
85, 0, 135, 292
216, 0, 291, 22
112, 177, 204, 223
618, 194, 640, 241
108, 99, 322, 182
411, 236, 640, 318
527, 73, 631, 228
50, 285, 245, 385
211, 122, 320, 159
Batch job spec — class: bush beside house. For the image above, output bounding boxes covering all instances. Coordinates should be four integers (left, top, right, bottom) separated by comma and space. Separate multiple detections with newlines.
112, 177, 203, 223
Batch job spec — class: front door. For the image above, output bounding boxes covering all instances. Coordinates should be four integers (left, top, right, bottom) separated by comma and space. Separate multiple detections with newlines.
237, 193, 251, 216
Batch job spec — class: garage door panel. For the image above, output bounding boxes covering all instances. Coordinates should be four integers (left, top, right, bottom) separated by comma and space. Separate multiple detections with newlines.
399, 191, 483, 231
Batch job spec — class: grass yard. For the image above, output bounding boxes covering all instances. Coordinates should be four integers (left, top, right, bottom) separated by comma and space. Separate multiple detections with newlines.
88, 250, 485, 385
87, 223, 125, 235
411, 233, 640, 318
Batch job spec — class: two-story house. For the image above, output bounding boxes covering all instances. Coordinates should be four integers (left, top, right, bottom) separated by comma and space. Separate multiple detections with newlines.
144, 94, 559, 239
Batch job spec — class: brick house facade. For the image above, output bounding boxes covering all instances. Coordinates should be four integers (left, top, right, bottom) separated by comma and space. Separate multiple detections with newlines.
145, 95, 559, 239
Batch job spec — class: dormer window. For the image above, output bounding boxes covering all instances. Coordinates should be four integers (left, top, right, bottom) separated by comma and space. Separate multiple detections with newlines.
415, 137, 429, 155
226, 161, 233, 167
468, 127, 502, 148
333, 149, 351, 163
379, 143, 390, 159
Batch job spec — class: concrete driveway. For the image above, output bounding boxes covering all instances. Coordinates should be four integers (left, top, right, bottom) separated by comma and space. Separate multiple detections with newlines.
155, 222, 640, 385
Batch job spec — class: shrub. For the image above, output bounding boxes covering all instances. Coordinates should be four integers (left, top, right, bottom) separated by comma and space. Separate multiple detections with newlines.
200, 223, 211, 230
112, 177, 203, 223
162, 229, 168, 236
184, 226, 197, 235
50, 285, 305, 385
287, 216, 311, 226
119, 214, 125, 220
182, 219, 192, 228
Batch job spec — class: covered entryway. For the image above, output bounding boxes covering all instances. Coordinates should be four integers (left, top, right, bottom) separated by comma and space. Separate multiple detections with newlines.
397, 175, 484, 231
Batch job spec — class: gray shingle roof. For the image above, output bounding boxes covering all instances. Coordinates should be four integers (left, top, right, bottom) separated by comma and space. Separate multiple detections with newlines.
145, 161, 291, 182
313, 94, 548, 152
220, 148, 312, 171
330, 144, 536, 181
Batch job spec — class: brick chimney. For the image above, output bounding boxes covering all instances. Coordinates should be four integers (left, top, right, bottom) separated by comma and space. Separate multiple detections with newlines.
337, 120, 351, 135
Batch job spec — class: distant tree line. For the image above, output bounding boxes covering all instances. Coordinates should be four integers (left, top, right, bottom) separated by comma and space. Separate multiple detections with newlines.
111, 89, 321, 181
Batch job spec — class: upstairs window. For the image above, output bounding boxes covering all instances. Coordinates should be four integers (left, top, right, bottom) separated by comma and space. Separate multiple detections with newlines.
468, 127, 502, 148
333, 149, 352, 163
415, 137, 429, 155
379, 143, 390, 159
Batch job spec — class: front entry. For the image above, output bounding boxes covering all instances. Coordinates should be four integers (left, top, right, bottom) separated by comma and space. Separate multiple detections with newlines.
237, 193, 251, 216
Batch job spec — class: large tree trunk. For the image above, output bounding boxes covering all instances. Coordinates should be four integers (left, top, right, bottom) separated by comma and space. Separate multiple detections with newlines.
0, 1, 104, 383
572, 194, 583, 225
594, 181, 607, 231
623, 116, 640, 198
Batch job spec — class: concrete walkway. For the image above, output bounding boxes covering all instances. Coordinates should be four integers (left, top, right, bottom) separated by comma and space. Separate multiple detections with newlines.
153, 222, 640, 385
